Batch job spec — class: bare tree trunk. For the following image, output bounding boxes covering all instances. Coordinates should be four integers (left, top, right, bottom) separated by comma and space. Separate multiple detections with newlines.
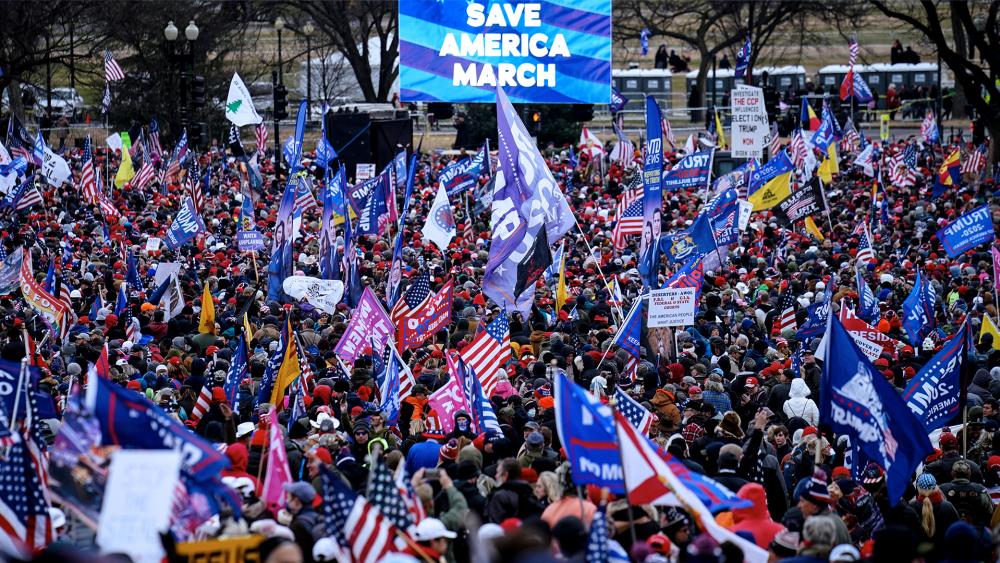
8, 79, 26, 124
691, 55, 712, 123
988, 121, 1000, 165
950, 13, 969, 120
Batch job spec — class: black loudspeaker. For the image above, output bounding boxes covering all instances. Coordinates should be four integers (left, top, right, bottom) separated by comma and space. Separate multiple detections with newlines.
370, 116, 413, 171
325, 112, 371, 183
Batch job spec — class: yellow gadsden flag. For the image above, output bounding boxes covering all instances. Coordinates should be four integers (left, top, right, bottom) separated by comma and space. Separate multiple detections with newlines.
555, 253, 568, 312
269, 320, 301, 405
198, 283, 215, 334
980, 314, 1000, 351
804, 216, 825, 241
748, 171, 792, 211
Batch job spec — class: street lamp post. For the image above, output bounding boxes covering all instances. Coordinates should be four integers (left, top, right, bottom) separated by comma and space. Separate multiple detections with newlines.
164, 20, 198, 142
45, 34, 52, 115
303, 21, 314, 122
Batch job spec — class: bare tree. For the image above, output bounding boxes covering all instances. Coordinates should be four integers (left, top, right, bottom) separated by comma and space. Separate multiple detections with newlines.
0, 2, 107, 122
275, 1, 398, 103
867, 0, 1000, 160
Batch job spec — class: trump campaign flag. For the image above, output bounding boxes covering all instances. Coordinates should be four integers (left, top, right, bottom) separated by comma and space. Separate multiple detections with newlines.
903, 321, 971, 433
902, 271, 937, 347
639, 96, 664, 290
422, 183, 456, 251
267, 180, 297, 302
554, 371, 625, 492
856, 269, 880, 324
821, 314, 933, 504
398, 279, 454, 351
661, 149, 714, 191
163, 196, 205, 250
439, 141, 489, 196
936, 205, 995, 258
663, 256, 705, 302
483, 87, 573, 315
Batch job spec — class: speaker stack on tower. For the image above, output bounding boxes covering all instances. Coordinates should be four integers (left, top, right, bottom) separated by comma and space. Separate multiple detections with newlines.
324, 108, 413, 182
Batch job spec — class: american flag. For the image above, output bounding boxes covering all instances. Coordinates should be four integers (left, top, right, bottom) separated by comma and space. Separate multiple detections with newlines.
463, 195, 475, 243
790, 129, 808, 168
6, 116, 35, 164
920, 111, 939, 143
459, 313, 511, 397
887, 145, 917, 187
773, 292, 798, 335
322, 468, 400, 563
0, 438, 52, 554
131, 161, 156, 192
367, 458, 414, 532
614, 387, 652, 434
165, 130, 189, 181
188, 385, 213, 427
661, 115, 677, 148
856, 222, 876, 264
457, 355, 502, 433
769, 122, 781, 158
294, 333, 315, 394
188, 160, 205, 214
255, 122, 269, 154
393, 464, 425, 525
294, 179, 318, 213
100, 85, 112, 115
612, 197, 643, 250
104, 50, 125, 82
585, 505, 611, 563
390, 272, 431, 326
848, 35, 859, 68
148, 118, 163, 162
612, 119, 634, 167
0, 177, 43, 215
842, 119, 861, 151
961, 144, 988, 176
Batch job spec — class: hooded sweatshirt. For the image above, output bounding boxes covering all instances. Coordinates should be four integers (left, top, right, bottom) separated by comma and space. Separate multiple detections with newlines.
731, 483, 783, 548
220, 443, 260, 490
783, 378, 819, 426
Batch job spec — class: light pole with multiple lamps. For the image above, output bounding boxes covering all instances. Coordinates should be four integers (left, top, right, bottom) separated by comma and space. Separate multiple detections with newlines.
303, 21, 314, 121
164, 20, 199, 143
274, 16, 285, 171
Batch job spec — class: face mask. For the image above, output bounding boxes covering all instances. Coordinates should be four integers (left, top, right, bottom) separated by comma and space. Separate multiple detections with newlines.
527, 409, 537, 418
457, 420, 469, 431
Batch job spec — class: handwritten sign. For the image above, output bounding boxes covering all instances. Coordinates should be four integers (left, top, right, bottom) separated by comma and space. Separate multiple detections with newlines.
730, 85, 769, 159
97, 450, 181, 563
174, 535, 265, 563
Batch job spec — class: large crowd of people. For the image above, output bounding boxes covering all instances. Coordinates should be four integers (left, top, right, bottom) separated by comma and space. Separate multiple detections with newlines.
0, 89, 998, 563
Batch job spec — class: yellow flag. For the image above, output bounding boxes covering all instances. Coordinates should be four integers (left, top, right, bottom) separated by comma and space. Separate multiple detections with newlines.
818, 157, 833, 183
198, 283, 215, 334
270, 322, 302, 405
804, 216, 825, 241
748, 172, 792, 211
981, 314, 1000, 351
715, 110, 727, 150
243, 312, 255, 342
114, 145, 135, 188
827, 143, 840, 174
556, 254, 568, 312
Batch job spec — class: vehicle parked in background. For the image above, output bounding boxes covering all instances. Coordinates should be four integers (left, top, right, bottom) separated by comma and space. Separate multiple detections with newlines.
34, 88, 85, 120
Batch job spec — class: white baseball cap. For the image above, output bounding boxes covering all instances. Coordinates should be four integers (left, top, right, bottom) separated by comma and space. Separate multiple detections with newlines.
412, 518, 457, 541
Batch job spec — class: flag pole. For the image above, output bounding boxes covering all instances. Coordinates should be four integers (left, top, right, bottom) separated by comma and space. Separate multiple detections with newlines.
607, 395, 638, 548
9, 359, 27, 433
573, 216, 625, 324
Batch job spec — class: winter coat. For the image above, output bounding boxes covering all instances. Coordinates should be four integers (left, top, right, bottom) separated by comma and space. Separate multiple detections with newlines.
782, 378, 819, 426
731, 483, 784, 548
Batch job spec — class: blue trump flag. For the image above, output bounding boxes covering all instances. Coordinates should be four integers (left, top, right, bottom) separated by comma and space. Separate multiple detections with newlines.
283, 100, 308, 173
902, 271, 937, 346
662, 149, 714, 191
163, 196, 206, 250
612, 299, 643, 357
639, 96, 664, 290
224, 334, 249, 407
357, 167, 390, 236
796, 281, 834, 340
663, 256, 705, 302
703, 187, 740, 246
554, 372, 751, 511
319, 168, 346, 281
734, 36, 752, 79
821, 315, 933, 504
440, 141, 489, 197
609, 87, 629, 114
902, 321, 971, 432
856, 269, 880, 324
387, 153, 418, 308
267, 180, 297, 302
936, 204, 995, 258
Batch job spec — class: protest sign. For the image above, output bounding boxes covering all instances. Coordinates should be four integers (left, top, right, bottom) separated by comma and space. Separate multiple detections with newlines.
730, 85, 769, 159
282, 276, 345, 314
648, 287, 697, 327
399, 0, 612, 104
97, 450, 181, 563
355, 163, 375, 182
737, 200, 754, 231
153, 262, 181, 286
145, 237, 161, 253
237, 230, 266, 251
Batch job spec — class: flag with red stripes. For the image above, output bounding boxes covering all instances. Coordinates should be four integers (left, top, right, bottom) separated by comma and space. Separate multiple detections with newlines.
459, 313, 510, 397
322, 469, 402, 563
188, 385, 213, 427
961, 144, 987, 176
773, 292, 798, 335
612, 196, 643, 250
131, 161, 156, 192
104, 50, 125, 82
255, 123, 269, 154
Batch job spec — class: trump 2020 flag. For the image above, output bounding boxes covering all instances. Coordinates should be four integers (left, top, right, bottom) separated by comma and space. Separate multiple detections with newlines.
903, 321, 971, 433
483, 87, 573, 315
856, 269, 880, 324
164, 196, 206, 250
554, 371, 626, 493
734, 36, 752, 79
422, 183, 455, 251
225, 72, 263, 127
821, 314, 933, 504
936, 204, 995, 258
902, 270, 937, 347
267, 180, 297, 302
